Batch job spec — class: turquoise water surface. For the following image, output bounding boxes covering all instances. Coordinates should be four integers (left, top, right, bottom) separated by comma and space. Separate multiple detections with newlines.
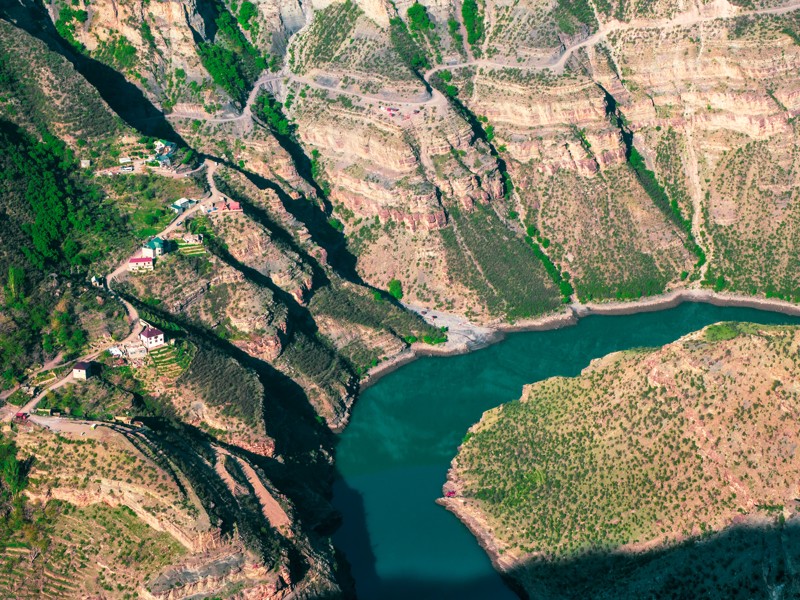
332, 302, 800, 599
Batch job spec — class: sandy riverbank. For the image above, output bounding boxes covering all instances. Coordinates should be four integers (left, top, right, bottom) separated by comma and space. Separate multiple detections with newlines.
575, 288, 800, 318
359, 289, 800, 392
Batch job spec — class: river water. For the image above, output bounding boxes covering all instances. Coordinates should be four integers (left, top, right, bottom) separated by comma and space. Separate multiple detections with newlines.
332, 302, 800, 599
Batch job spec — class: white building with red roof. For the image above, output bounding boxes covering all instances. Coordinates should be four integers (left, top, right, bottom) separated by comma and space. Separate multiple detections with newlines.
139, 326, 165, 350
128, 256, 154, 272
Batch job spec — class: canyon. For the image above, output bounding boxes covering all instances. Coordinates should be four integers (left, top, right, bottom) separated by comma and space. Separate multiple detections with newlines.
0, 0, 799, 596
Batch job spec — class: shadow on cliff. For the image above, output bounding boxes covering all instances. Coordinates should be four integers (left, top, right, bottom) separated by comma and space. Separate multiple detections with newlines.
329, 515, 800, 600
499, 517, 799, 600
250, 118, 331, 213
2, 0, 185, 142
207, 154, 363, 285
119, 293, 334, 475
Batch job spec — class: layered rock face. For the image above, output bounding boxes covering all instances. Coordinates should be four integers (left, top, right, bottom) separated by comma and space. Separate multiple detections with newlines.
29, 0, 800, 315
4, 0, 800, 595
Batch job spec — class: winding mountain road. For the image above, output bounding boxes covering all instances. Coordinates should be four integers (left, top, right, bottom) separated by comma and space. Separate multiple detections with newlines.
164, 0, 799, 129
1, 166, 228, 421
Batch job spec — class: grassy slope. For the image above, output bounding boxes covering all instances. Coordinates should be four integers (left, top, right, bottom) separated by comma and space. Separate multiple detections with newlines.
454, 323, 800, 569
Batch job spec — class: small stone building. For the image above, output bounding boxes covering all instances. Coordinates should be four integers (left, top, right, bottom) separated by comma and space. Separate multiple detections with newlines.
73, 361, 92, 380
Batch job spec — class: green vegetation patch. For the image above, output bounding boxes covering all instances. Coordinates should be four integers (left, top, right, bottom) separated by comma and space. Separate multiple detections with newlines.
290, 0, 361, 73
390, 16, 430, 70
552, 0, 597, 35
94, 35, 137, 71
407, 2, 434, 31
440, 205, 561, 320
198, 9, 266, 103
704, 322, 741, 342
629, 146, 705, 269
178, 344, 264, 427
461, 0, 485, 46
454, 325, 800, 566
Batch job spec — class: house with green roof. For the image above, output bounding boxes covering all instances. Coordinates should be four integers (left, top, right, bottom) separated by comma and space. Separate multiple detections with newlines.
142, 236, 166, 258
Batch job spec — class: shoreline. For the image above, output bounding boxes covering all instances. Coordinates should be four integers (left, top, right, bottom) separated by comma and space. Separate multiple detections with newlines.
359, 289, 800, 392
429, 288, 800, 589
436, 498, 527, 596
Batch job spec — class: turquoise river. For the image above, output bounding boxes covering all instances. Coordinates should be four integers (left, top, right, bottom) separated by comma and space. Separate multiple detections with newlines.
331, 302, 800, 599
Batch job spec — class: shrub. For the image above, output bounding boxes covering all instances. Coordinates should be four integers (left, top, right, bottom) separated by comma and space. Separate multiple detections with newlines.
388, 279, 404, 300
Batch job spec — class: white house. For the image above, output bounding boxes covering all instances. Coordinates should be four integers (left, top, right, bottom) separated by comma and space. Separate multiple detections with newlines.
142, 237, 166, 258
171, 197, 197, 214
128, 257, 154, 272
73, 361, 92, 380
140, 326, 166, 350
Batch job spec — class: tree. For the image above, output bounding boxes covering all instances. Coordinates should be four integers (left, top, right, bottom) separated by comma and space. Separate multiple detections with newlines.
6, 267, 24, 303
388, 279, 403, 300
3, 455, 21, 496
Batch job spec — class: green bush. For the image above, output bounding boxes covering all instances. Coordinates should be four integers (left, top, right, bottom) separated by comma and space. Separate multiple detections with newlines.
407, 2, 434, 31
388, 278, 404, 300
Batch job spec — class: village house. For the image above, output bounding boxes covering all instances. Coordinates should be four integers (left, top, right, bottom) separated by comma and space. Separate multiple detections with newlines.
154, 140, 177, 167
142, 237, 166, 258
213, 200, 243, 213
73, 361, 92, 380
171, 197, 197, 215
140, 326, 166, 350
128, 256, 154, 272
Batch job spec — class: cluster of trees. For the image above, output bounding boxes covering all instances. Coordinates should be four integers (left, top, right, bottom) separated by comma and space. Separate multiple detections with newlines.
389, 17, 430, 71
0, 435, 50, 557
0, 122, 130, 385
448, 18, 465, 47
94, 35, 138, 71
407, 2, 434, 31
253, 93, 294, 137
237, 1, 258, 30
179, 344, 265, 427
1, 121, 127, 270
440, 206, 563, 319
387, 278, 404, 300
629, 147, 706, 268
433, 70, 458, 98
461, 0, 484, 46
311, 284, 442, 351
552, 0, 597, 35
458, 327, 794, 569
54, 6, 88, 50
198, 10, 266, 104
526, 235, 574, 302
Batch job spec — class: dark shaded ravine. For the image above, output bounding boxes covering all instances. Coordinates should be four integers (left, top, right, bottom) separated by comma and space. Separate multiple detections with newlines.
332, 301, 800, 599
